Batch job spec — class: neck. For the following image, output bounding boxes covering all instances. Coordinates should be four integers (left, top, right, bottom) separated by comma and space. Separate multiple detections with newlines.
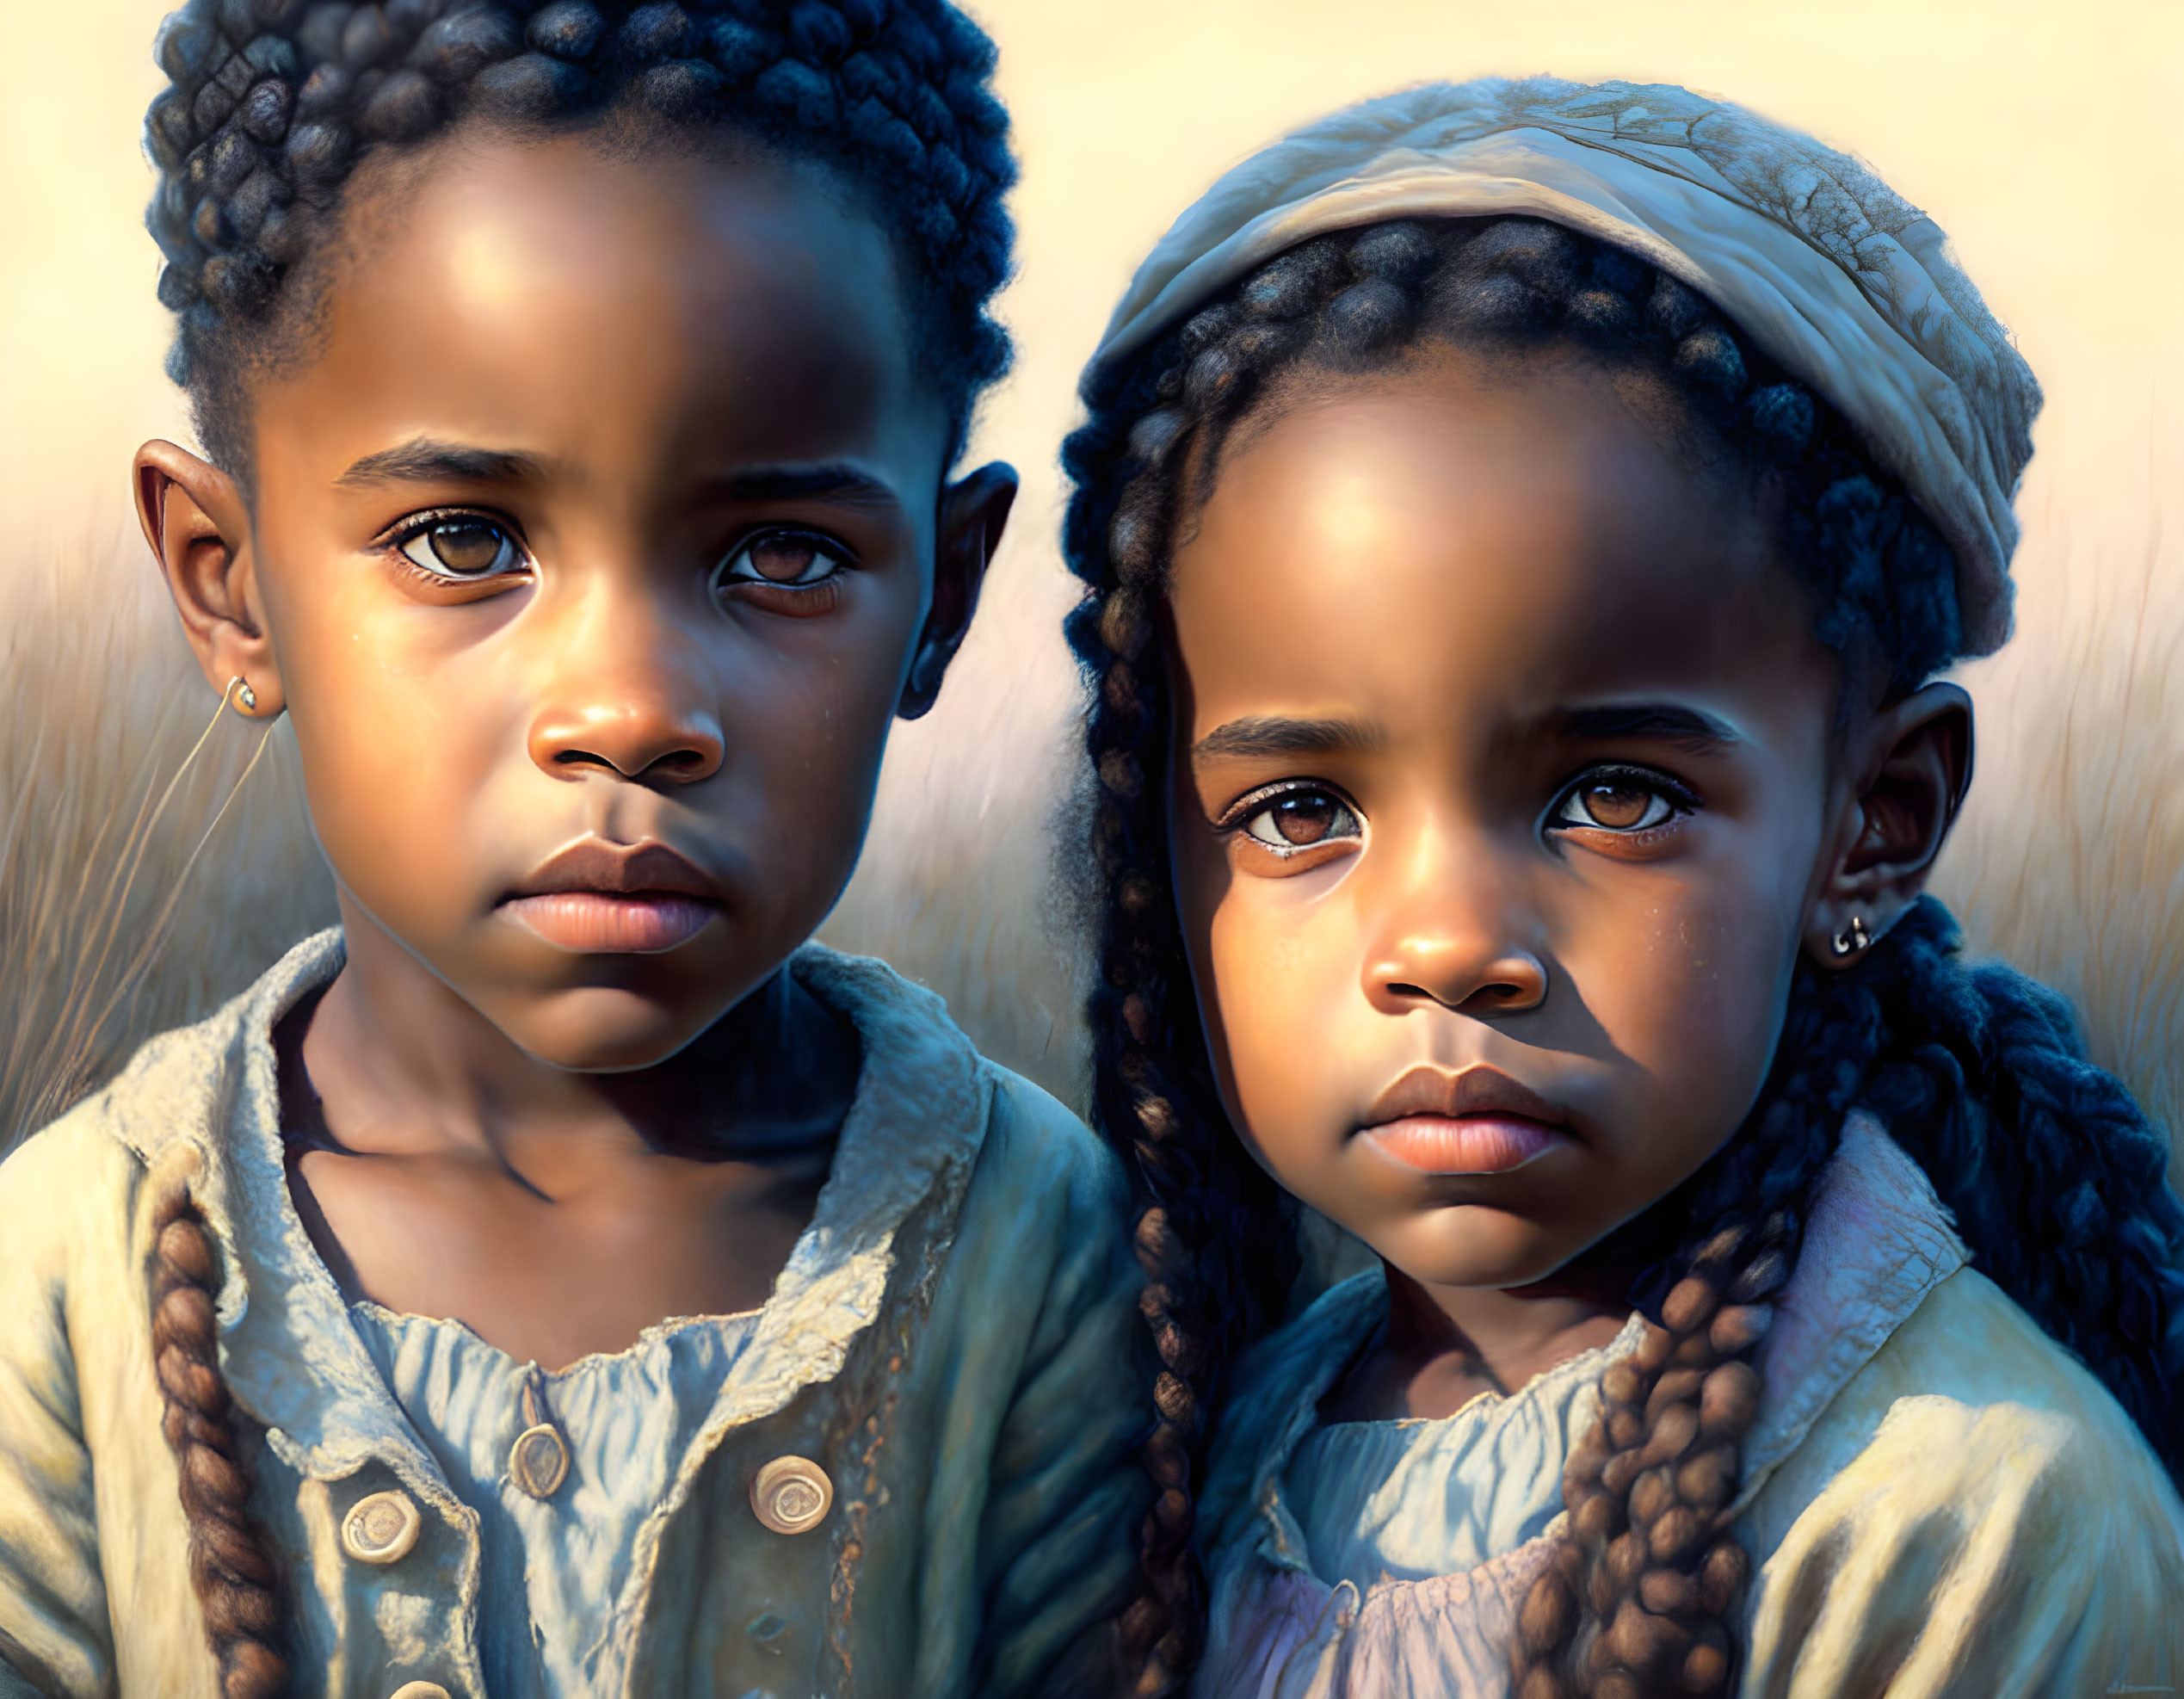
301, 896, 860, 1173
1387, 1247, 1633, 1393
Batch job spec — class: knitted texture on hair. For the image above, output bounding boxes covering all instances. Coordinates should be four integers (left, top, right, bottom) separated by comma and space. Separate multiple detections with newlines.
150, 1178, 289, 1699
1060, 216, 2184, 1696
144, 0, 1017, 475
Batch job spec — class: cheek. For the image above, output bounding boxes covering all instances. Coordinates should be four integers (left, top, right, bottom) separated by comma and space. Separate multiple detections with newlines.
273, 578, 520, 894
1563, 810, 1819, 1150
729, 615, 907, 850
1176, 827, 1358, 1167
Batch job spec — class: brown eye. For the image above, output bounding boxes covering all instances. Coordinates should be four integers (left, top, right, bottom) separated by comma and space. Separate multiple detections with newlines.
397, 516, 522, 580
716, 530, 846, 594
1242, 789, 1361, 853
1552, 773, 1680, 833
1580, 784, 1650, 828
750, 537, 818, 582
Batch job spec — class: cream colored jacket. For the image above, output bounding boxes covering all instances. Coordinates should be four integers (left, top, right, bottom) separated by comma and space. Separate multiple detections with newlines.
1194, 1117, 2184, 1698
0, 933, 1151, 1699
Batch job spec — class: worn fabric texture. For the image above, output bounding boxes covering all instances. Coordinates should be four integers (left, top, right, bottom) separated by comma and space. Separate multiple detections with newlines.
1087, 76, 2039, 655
346, 1302, 763, 1696
1281, 1314, 1646, 1591
1193, 1116, 2184, 1699
0, 931, 1151, 1699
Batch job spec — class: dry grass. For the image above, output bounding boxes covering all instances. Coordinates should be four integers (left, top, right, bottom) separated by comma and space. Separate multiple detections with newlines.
2, 486, 2176, 1183
0, 541, 334, 1152
1934, 479, 2184, 1165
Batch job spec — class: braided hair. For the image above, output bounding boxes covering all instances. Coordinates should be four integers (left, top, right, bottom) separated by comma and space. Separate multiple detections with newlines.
1061, 216, 2184, 1696
151, 1175, 289, 1699
138, 2, 1015, 1684
145, 0, 1018, 483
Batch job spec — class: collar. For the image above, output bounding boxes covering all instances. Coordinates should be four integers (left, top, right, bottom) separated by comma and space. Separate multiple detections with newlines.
102, 930, 992, 1496
1732, 1109, 1969, 1506
1208, 1111, 1968, 1565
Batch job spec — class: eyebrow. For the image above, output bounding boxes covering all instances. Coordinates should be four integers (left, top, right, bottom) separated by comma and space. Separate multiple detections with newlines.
336, 438, 554, 487
335, 446, 904, 519
698, 463, 905, 517
1191, 714, 1385, 764
1546, 703, 1743, 752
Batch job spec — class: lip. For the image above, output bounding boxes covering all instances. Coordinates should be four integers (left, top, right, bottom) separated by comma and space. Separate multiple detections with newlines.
501, 839, 725, 955
1355, 1065, 1576, 1177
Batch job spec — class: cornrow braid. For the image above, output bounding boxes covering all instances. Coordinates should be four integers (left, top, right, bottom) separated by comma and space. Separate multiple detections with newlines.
149, 1176, 288, 1698
143, 0, 1018, 480
137, 0, 1016, 1670
1062, 216, 2184, 1695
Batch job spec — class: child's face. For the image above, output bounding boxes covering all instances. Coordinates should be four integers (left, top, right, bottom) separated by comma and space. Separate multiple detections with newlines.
157, 130, 1006, 1071
1164, 348, 1847, 1292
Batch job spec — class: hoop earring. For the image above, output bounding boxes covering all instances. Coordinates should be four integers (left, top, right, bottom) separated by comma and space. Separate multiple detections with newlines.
225, 677, 258, 715
1829, 915, 1872, 958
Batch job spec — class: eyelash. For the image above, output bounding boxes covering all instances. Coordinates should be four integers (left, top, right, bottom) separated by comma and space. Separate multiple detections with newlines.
378, 508, 530, 585
710, 528, 854, 616
1546, 764, 1701, 836
370, 516, 857, 613
1216, 781, 1366, 858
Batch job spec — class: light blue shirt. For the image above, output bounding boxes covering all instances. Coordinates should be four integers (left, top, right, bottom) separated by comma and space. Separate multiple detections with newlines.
1281, 1314, 1644, 1591
349, 1304, 762, 1697
0, 932, 1153, 1699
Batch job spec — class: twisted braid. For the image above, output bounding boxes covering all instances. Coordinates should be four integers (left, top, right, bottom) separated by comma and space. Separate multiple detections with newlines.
149, 1176, 288, 1698
144, 0, 1018, 479
136, 0, 1015, 1670
1067, 355, 1301, 1689
1062, 216, 2184, 1694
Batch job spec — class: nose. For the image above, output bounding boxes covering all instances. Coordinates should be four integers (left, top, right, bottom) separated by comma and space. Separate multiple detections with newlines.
1362, 840, 1547, 1017
526, 593, 725, 786
528, 699, 725, 784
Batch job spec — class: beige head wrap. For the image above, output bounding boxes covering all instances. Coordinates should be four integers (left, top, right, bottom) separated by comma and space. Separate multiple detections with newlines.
1090, 77, 2039, 655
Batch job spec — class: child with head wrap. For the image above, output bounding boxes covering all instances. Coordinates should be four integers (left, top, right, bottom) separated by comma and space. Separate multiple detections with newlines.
1062, 77, 2184, 1696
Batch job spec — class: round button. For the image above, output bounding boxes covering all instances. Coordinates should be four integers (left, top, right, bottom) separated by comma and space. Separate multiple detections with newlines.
509, 1423, 571, 1499
750, 1455, 833, 1535
341, 1490, 422, 1566
388, 1685, 452, 1699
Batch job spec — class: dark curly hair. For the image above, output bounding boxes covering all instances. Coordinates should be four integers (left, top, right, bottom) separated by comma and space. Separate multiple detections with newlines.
139, 2, 1015, 1688
145, 0, 1018, 488
1060, 216, 2184, 1696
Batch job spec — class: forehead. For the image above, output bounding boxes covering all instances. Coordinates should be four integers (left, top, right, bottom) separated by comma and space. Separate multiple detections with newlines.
1168, 355, 1833, 740
252, 126, 931, 488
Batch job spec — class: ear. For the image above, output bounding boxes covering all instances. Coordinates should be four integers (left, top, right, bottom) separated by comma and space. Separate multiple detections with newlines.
134, 439, 284, 718
1804, 681, 1974, 967
897, 460, 1017, 720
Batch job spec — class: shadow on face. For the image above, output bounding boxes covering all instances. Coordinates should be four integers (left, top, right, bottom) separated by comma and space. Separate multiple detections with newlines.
1164, 344, 1848, 1292
219, 124, 960, 1068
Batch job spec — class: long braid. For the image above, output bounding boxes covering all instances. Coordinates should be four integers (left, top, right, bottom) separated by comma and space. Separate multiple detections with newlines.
1062, 215, 2184, 1694
1515, 942, 1885, 1696
1065, 349, 1300, 1691
137, 0, 1019, 1669
150, 1175, 288, 1698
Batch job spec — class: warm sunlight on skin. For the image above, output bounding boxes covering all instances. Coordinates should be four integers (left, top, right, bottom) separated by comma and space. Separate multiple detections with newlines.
194, 133, 967, 1072
127, 127, 1016, 1367
1166, 349, 1866, 1407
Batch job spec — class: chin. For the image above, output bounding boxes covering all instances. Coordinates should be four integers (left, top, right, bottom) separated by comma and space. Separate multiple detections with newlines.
496, 986, 723, 1073
1370, 1202, 1579, 1292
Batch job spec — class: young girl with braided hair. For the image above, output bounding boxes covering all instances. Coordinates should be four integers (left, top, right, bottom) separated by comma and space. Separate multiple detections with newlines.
1062, 79, 2184, 1697
0, 3, 1152, 1696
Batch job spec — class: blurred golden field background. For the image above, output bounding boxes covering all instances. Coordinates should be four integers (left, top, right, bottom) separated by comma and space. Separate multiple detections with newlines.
2, 0, 2179, 1174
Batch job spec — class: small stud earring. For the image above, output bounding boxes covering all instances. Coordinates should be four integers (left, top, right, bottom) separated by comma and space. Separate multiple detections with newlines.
227, 677, 258, 714
1829, 914, 1872, 958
